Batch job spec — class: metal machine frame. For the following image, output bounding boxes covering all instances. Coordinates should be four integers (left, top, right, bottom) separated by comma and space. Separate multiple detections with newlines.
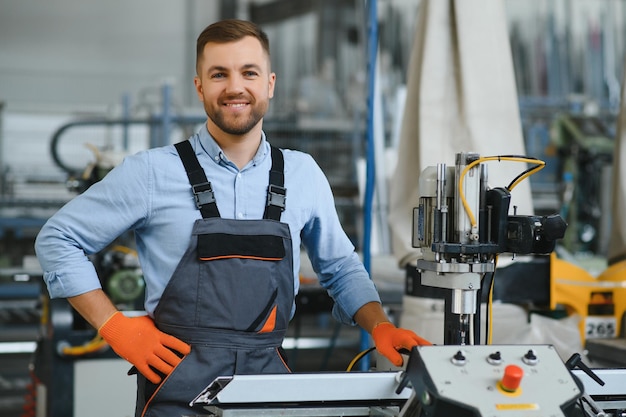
412, 152, 566, 344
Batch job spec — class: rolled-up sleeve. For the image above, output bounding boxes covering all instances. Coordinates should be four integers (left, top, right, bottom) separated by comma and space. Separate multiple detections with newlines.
34, 154, 150, 299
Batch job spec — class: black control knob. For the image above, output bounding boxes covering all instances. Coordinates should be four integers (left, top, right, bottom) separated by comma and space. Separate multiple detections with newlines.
523, 349, 538, 365
488, 351, 502, 365
451, 350, 467, 366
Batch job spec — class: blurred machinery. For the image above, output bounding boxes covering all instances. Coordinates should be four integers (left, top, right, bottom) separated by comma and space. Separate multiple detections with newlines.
547, 114, 626, 366
0, 273, 41, 417
551, 112, 615, 255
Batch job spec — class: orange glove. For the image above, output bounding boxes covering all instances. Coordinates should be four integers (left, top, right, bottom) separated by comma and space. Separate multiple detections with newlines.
99, 312, 191, 384
371, 322, 431, 366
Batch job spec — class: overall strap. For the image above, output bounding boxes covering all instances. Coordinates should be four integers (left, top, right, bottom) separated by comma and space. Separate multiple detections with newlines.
264, 145, 286, 221
175, 140, 220, 218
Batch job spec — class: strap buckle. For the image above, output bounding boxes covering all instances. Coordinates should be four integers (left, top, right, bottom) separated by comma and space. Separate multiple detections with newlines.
266, 184, 286, 211
192, 182, 216, 209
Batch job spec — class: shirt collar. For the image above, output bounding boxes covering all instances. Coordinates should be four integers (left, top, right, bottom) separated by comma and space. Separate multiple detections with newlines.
197, 124, 270, 168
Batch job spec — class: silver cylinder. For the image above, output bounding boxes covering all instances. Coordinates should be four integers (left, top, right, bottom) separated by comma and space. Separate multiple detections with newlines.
451, 288, 477, 315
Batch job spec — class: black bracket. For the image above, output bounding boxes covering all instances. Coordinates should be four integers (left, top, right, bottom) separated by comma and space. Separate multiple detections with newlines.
266, 184, 286, 210
192, 182, 216, 209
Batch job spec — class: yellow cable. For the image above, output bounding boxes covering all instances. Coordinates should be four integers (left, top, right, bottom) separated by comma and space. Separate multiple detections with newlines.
346, 347, 376, 372
61, 334, 109, 357
110, 245, 138, 256
458, 156, 545, 228
507, 162, 545, 191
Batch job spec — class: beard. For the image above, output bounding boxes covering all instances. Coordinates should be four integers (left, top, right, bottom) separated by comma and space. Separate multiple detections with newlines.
205, 96, 268, 136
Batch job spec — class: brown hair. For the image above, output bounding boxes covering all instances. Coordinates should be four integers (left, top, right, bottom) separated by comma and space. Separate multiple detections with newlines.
196, 19, 271, 74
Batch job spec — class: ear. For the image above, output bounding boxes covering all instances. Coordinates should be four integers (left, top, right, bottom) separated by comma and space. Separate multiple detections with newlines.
193, 76, 203, 102
268, 72, 276, 99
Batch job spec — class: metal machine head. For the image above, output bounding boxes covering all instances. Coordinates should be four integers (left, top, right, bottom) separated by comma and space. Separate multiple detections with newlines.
411, 152, 567, 345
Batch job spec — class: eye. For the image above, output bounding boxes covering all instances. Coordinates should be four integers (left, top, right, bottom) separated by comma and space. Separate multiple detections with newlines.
243, 70, 259, 78
210, 72, 226, 79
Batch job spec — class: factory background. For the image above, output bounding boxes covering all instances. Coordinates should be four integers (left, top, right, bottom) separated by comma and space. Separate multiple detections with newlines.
2, 0, 623, 255
1, 0, 626, 416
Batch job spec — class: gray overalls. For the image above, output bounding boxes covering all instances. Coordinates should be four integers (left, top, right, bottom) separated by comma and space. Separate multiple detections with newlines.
134, 140, 294, 417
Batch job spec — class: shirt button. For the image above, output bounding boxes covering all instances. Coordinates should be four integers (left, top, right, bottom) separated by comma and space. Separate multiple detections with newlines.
237, 212, 244, 219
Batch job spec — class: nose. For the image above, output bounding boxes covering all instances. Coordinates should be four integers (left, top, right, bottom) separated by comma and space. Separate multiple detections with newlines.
225, 74, 246, 94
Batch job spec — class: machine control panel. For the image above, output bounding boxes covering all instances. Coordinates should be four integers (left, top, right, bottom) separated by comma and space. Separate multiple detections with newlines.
403, 344, 583, 417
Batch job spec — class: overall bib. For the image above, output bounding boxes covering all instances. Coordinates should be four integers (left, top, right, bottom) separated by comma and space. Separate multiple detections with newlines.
135, 140, 294, 417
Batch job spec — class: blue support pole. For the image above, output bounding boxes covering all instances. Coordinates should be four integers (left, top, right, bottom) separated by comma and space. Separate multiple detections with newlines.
360, 0, 378, 371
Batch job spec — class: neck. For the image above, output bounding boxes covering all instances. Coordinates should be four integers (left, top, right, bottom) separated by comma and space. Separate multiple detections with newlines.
207, 123, 263, 170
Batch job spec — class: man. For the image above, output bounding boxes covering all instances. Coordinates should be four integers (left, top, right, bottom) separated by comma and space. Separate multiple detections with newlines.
35, 19, 430, 417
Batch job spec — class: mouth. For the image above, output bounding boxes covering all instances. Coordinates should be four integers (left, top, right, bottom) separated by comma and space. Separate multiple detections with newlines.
225, 103, 248, 108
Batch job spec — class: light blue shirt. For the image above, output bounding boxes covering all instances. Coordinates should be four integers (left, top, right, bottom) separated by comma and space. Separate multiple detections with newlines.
35, 125, 381, 324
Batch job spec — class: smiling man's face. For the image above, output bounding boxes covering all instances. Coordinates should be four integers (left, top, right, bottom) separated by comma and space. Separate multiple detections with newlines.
194, 36, 276, 138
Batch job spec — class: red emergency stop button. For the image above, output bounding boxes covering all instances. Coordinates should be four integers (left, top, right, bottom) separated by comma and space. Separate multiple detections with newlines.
499, 364, 524, 393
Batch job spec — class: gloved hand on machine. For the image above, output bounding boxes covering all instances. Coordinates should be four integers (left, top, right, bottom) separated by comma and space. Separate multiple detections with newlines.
372, 322, 432, 366
98, 311, 191, 384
